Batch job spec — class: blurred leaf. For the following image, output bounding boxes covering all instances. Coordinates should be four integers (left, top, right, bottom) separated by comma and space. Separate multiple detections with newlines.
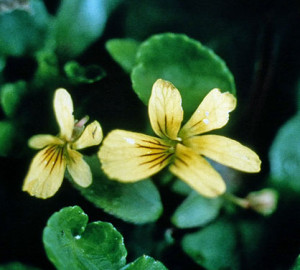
106, 39, 140, 73
0, 120, 16, 156
52, 0, 122, 58
0, 262, 40, 270
171, 179, 192, 196
75, 156, 163, 224
292, 255, 300, 270
131, 33, 236, 118
269, 114, 300, 192
171, 191, 222, 228
64, 61, 106, 84
0, 0, 30, 14
43, 206, 127, 270
0, 81, 26, 117
182, 219, 239, 269
0, 0, 49, 56
121, 255, 167, 270
33, 50, 60, 88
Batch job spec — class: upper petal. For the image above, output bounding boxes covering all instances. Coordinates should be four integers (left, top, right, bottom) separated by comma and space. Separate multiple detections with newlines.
54, 88, 74, 141
28, 134, 64, 149
98, 129, 174, 182
67, 148, 92, 187
185, 135, 261, 173
72, 121, 103, 150
148, 79, 183, 140
22, 145, 66, 199
179, 89, 236, 138
169, 143, 226, 197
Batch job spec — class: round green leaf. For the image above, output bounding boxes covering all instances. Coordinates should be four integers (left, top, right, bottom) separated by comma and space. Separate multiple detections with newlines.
269, 114, 300, 192
131, 33, 236, 118
171, 191, 222, 228
75, 156, 163, 224
0, 81, 26, 117
43, 206, 127, 270
121, 255, 167, 270
106, 39, 140, 73
64, 61, 106, 84
182, 219, 239, 269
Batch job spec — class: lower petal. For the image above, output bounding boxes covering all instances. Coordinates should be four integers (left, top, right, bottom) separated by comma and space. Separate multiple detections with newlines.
67, 148, 92, 187
185, 135, 261, 173
22, 145, 66, 199
98, 129, 173, 182
169, 144, 226, 197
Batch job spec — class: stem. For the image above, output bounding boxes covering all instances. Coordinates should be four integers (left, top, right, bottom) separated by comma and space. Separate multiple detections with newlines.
223, 192, 250, 209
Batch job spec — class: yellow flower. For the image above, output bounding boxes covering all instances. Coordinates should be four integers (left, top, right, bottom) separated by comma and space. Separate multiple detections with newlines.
23, 88, 103, 199
98, 79, 261, 197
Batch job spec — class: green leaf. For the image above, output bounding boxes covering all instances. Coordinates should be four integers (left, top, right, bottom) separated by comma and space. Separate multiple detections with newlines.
52, 0, 122, 58
292, 255, 300, 270
182, 219, 239, 269
75, 156, 163, 224
121, 255, 167, 270
131, 33, 236, 118
0, 0, 49, 56
0, 262, 40, 270
106, 39, 140, 73
0, 81, 26, 117
33, 50, 60, 88
269, 114, 300, 193
0, 120, 16, 156
64, 61, 106, 84
43, 206, 127, 270
171, 191, 222, 228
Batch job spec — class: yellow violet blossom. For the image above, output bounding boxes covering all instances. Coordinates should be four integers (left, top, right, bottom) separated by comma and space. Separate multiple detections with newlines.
23, 88, 103, 199
98, 79, 261, 197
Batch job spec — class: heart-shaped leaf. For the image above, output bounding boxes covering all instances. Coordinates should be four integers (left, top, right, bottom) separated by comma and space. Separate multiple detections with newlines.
121, 255, 167, 270
172, 191, 222, 228
74, 156, 163, 224
182, 219, 239, 269
43, 206, 127, 270
269, 114, 300, 193
131, 33, 236, 118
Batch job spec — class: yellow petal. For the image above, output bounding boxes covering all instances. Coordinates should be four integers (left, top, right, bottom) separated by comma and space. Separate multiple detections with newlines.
54, 88, 74, 141
72, 121, 103, 150
148, 79, 183, 140
22, 145, 66, 199
169, 143, 226, 197
98, 129, 174, 182
185, 135, 261, 173
28, 134, 64, 149
67, 148, 92, 187
179, 89, 236, 138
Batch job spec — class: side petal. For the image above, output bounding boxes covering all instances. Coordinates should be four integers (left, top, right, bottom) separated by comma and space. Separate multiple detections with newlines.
54, 88, 74, 141
67, 148, 92, 187
22, 145, 66, 199
98, 129, 174, 182
169, 143, 226, 197
179, 89, 236, 138
28, 134, 64, 149
72, 121, 103, 150
148, 79, 183, 140
185, 135, 261, 173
